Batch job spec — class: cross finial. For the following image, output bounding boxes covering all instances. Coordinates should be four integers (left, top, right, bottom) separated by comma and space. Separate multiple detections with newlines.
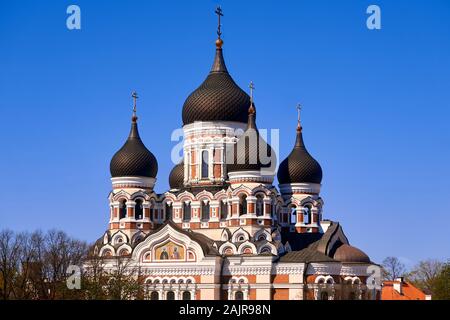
249, 81, 255, 103
248, 81, 256, 114
296, 103, 302, 131
215, 6, 223, 39
131, 91, 138, 121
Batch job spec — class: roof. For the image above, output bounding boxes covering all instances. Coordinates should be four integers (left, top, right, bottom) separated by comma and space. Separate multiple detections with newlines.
278, 224, 334, 263
279, 247, 337, 263
182, 45, 250, 125
277, 127, 322, 185
382, 281, 429, 300
278, 221, 372, 264
169, 161, 184, 189
110, 117, 158, 178
333, 243, 371, 263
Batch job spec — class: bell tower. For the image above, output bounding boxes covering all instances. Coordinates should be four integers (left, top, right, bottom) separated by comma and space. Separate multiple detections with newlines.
277, 104, 324, 233
108, 92, 160, 239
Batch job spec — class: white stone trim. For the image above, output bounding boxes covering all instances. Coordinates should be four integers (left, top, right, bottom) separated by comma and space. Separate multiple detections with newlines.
111, 176, 156, 189
279, 183, 321, 195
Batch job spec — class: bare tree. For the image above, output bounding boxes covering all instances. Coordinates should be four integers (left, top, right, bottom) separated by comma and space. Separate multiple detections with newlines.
382, 257, 407, 281
0, 230, 22, 300
408, 259, 444, 293
0, 229, 88, 300
11, 232, 38, 299
104, 256, 142, 300
1, 228, 145, 300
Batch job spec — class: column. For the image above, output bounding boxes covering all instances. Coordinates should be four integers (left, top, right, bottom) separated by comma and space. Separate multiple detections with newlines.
126, 201, 136, 218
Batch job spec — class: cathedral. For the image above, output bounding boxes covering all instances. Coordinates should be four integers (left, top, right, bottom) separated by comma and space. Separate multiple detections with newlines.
89, 8, 381, 300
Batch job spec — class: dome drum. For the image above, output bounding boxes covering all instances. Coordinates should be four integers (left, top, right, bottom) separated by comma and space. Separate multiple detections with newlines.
278, 182, 321, 196
111, 176, 156, 190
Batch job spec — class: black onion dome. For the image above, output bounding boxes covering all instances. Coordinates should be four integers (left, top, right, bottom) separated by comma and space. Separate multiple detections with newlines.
277, 127, 322, 184
227, 105, 276, 173
169, 161, 184, 189
182, 45, 250, 125
110, 117, 158, 178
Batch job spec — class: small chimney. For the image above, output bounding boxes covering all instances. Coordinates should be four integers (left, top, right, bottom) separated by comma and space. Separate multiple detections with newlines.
393, 277, 404, 295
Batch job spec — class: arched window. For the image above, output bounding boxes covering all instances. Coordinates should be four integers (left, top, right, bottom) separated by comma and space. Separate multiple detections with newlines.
290, 205, 297, 224
166, 291, 175, 300
119, 200, 127, 219
320, 292, 328, 300
165, 203, 172, 220
150, 291, 159, 300
349, 291, 356, 300
201, 201, 210, 221
182, 291, 191, 300
201, 150, 209, 179
304, 204, 312, 224
220, 200, 228, 220
183, 202, 191, 221
134, 199, 143, 220
256, 194, 264, 216
235, 291, 244, 300
239, 195, 247, 216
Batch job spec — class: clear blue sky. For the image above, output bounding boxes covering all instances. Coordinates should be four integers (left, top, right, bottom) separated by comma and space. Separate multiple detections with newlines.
1, 0, 449, 267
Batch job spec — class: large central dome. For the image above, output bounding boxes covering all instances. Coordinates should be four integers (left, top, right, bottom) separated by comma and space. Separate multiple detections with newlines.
182, 41, 250, 125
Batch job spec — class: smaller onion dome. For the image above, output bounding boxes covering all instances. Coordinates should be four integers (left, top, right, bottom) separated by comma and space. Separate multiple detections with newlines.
333, 244, 371, 263
169, 161, 184, 189
110, 99, 158, 178
277, 120, 322, 184
226, 96, 276, 173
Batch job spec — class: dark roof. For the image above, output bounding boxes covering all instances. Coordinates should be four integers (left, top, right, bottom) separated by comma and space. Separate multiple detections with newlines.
226, 107, 276, 173
182, 45, 250, 125
281, 231, 324, 251
277, 126, 322, 184
278, 222, 372, 264
279, 247, 337, 263
278, 227, 336, 263
169, 161, 184, 189
278, 222, 341, 263
110, 117, 158, 178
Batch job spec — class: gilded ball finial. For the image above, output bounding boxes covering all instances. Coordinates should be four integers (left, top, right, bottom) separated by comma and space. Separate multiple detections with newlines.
216, 38, 223, 48
249, 103, 256, 114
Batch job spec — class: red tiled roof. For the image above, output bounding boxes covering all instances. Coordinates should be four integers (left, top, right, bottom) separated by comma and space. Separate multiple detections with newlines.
382, 281, 428, 300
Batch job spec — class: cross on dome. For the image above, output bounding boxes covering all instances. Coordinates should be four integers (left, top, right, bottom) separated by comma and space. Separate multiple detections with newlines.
296, 103, 302, 131
215, 6, 223, 39
132, 91, 138, 121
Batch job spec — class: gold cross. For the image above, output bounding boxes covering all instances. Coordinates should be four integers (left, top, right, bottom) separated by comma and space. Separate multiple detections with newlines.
215, 6, 223, 39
